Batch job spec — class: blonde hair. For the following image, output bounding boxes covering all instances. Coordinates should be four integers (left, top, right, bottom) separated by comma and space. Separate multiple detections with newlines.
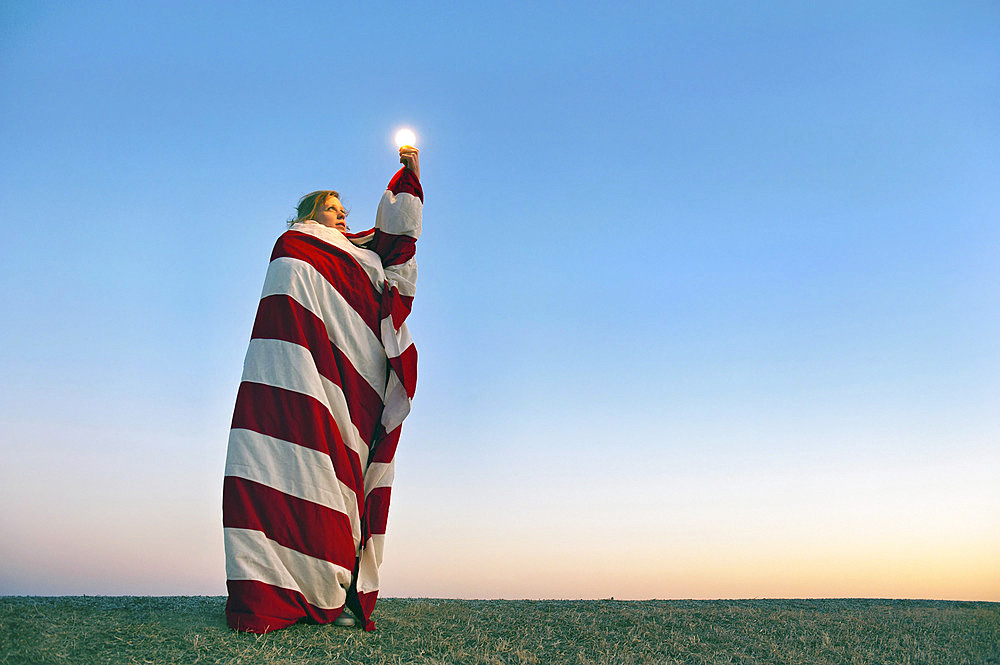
288, 190, 342, 227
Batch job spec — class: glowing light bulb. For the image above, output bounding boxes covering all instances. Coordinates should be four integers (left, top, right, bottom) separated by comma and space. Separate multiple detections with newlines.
394, 128, 417, 148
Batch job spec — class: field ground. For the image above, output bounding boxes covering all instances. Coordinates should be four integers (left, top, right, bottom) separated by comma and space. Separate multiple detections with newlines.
1, 596, 997, 664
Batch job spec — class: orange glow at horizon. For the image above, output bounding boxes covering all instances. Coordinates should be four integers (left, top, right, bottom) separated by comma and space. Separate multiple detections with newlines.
379, 536, 1000, 601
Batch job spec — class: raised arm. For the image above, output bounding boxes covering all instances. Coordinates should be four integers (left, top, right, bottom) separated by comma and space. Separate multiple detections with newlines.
370, 147, 422, 328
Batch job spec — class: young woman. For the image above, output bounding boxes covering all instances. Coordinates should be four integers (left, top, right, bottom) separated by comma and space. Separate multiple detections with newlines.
223, 147, 422, 632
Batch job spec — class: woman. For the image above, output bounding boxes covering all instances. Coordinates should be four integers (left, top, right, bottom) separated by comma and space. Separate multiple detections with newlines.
222, 147, 422, 632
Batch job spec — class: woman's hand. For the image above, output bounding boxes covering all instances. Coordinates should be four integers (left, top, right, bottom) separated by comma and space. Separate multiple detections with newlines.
399, 146, 420, 181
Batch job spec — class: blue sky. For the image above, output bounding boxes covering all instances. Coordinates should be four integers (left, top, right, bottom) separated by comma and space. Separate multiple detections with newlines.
1, 1, 998, 599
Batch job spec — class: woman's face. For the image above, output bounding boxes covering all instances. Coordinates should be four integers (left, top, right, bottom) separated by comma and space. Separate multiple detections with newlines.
313, 195, 348, 231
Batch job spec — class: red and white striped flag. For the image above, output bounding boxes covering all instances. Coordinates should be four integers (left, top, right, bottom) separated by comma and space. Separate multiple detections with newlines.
223, 168, 422, 632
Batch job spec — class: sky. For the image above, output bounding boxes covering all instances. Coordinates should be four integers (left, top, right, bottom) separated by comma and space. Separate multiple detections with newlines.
1, 1, 998, 601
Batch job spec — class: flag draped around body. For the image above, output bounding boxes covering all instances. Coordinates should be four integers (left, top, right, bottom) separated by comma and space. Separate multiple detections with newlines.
223, 168, 422, 633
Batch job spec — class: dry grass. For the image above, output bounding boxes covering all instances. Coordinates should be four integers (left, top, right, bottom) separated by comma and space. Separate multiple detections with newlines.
1, 596, 997, 664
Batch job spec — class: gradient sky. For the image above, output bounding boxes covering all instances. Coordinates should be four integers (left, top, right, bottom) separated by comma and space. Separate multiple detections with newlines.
1, 2, 998, 601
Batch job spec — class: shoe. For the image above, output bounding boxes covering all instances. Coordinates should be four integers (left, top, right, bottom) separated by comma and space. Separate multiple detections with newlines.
334, 611, 355, 627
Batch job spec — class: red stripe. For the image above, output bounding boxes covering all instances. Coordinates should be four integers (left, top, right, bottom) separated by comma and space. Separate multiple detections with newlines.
356, 590, 377, 631
251, 294, 384, 441
370, 231, 416, 267
231, 382, 364, 501
390, 290, 414, 330
379, 284, 415, 333
329, 341, 385, 446
223, 476, 356, 569
370, 425, 401, 465
226, 579, 345, 633
271, 231, 382, 335
389, 343, 418, 399
366, 486, 392, 535
387, 166, 423, 202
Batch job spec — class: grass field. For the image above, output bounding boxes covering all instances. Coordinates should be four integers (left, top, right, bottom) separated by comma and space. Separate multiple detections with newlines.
1, 596, 997, 664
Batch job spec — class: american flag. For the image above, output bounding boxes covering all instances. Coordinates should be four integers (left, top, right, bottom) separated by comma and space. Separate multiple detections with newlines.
222, 168, 422, 632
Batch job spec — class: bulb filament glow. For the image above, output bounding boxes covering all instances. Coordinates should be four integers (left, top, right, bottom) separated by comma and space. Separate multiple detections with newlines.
394, 128, 417, 148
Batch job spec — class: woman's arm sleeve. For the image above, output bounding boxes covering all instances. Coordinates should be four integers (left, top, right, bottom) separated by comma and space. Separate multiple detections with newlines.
370, 167, 422, 327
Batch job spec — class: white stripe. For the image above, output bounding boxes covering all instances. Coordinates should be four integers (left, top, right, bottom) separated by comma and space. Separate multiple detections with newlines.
381, 317, 413, 357
375, 189, 421, 238
384, 258, 417, 299
225, 428, 360, 547
364, 460, 394, 496
381, 372, 411, 435
348, 230, 376, 246
261, 256, 388, 395
241, 337, 370, 461
225, 527, 353, 609
356, 534, 387, 594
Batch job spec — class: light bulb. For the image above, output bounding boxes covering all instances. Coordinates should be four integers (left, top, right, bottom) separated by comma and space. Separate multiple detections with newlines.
394, 128, 417, 148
